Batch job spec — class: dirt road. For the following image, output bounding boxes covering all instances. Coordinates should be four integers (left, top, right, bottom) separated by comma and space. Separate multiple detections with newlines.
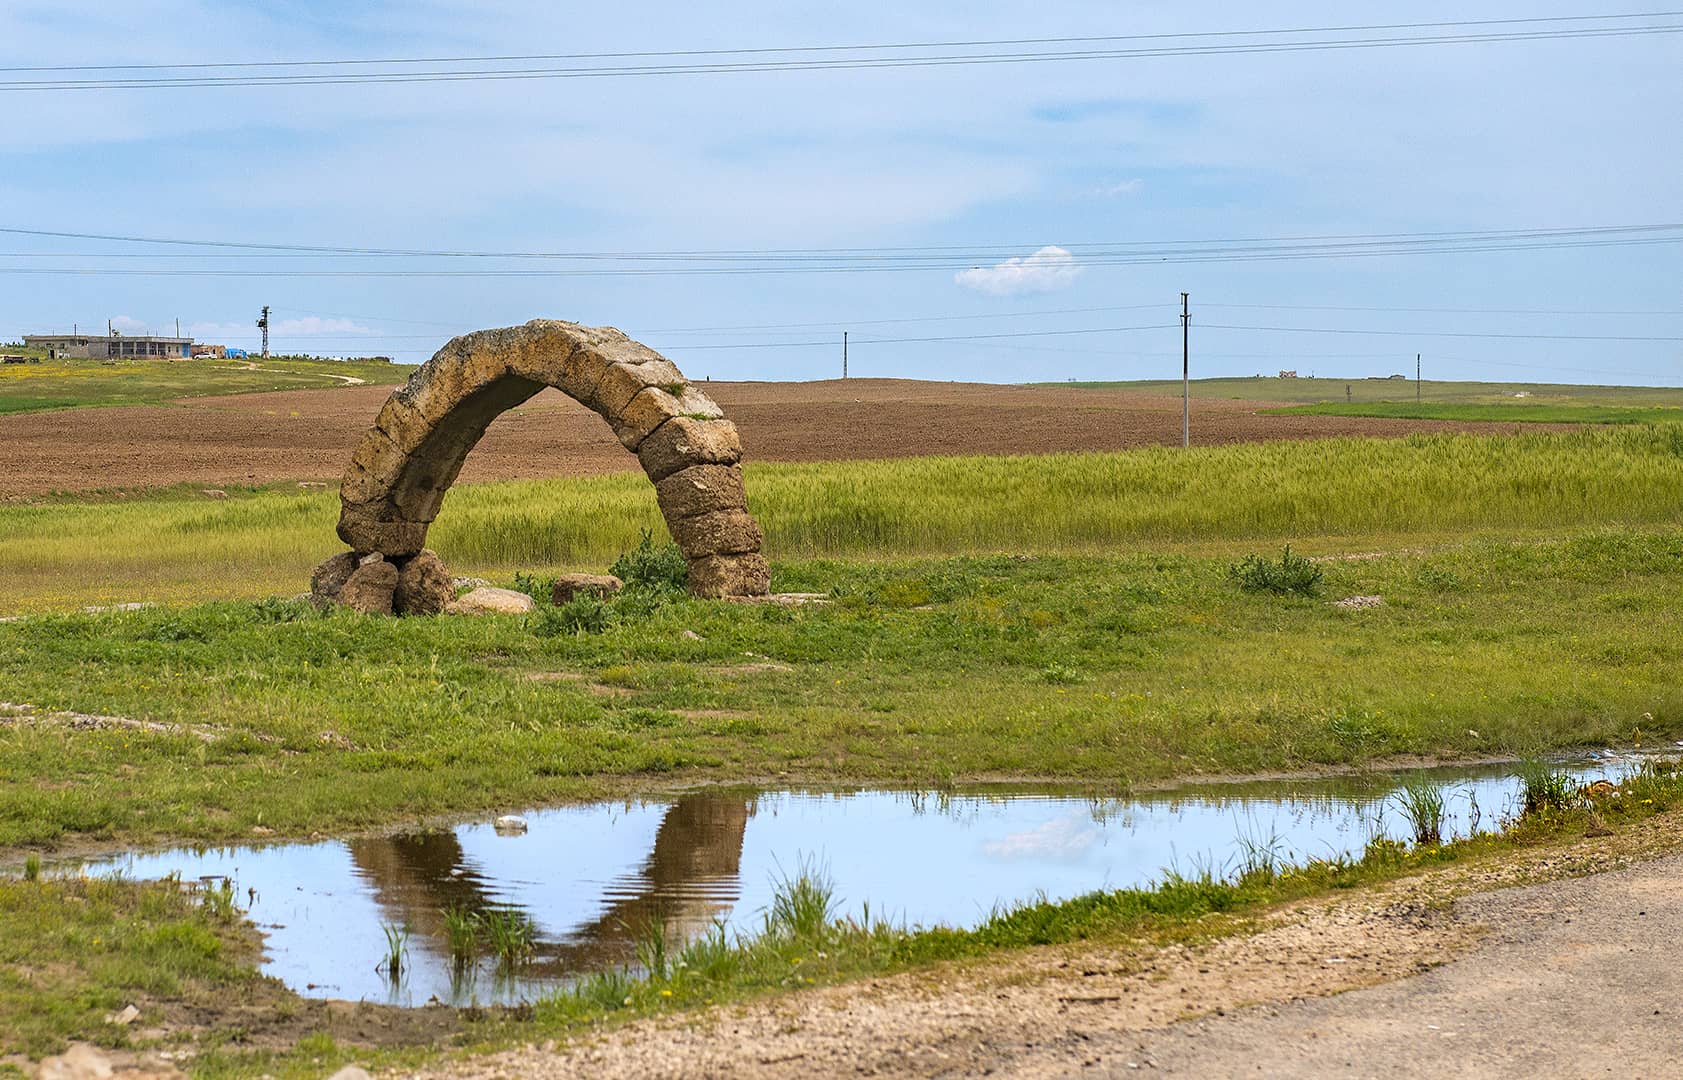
1124, 854, 1683, 1076
0, 379, 1559, 497
403, 818, 1682, 1080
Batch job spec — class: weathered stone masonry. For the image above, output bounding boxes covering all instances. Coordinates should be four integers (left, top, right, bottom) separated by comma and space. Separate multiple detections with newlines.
322, 320, 769, 608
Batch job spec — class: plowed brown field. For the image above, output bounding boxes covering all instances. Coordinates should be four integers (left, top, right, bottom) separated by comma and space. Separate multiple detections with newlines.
0, 378, 1559, 498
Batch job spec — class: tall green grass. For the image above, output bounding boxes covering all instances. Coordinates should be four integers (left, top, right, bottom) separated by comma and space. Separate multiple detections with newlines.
1268, 402, 1683, 424
2, 426, 1682, 610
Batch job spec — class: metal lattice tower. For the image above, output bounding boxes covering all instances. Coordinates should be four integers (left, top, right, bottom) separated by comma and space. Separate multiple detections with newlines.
256, 305, 270, 358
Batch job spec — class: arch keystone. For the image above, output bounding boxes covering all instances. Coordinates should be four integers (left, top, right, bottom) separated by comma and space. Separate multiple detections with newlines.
335, 321, 768, 597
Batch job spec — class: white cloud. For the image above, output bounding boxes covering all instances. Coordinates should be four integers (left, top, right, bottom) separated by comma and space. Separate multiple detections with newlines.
954, 246, 1081, 296
982, 814, 1101, 861
1098, 178, 1144, 196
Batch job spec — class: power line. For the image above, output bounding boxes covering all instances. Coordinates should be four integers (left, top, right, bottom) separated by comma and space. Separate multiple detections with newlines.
3, 221, 1679, 259
656, 324, 1177, 349
1200, 322, 1683, 342
4, 12, 1674, 74
641, 303, 1174, 334
0, 235, 1677, 277
1201, 302, 1683, 317
3, 17, 1679, 90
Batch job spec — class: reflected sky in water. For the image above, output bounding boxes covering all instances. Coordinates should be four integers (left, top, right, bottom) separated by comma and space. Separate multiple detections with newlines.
86, 756, 1656, 1007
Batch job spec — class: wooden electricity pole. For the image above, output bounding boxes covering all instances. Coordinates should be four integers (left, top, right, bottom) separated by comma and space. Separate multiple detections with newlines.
1417, 353, 1422, 404
842, 331, 848, 379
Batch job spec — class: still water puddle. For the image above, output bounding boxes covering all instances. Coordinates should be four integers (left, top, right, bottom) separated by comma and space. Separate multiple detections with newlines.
85, 756, 1657, 1007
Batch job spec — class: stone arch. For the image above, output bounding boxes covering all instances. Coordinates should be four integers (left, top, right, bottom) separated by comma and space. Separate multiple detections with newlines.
336, 319, 769, 598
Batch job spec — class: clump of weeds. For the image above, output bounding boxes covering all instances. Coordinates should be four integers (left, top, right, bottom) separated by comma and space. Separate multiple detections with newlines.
440, 906, 480, 968
1518, 759, 1579, 815
201, 877, 239, 922
610, 529, 689, 592
377, 921, 410, 981
1228, 545, 1324, 597
1394, 778, 1446, 846
482, 908, 535, 971
533, 593, 614, 636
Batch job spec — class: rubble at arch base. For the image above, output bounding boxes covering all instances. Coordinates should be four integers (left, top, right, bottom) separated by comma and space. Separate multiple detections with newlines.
311, 319, 770, 613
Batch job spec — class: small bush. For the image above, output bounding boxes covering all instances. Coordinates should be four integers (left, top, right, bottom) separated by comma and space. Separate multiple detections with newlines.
511, 571, 556, 606
610, 529, 689, 592
533, 594, 614, 636
1227, 545, 1324, 597
250, 596, 316, 623
1415, 565, 1462, 593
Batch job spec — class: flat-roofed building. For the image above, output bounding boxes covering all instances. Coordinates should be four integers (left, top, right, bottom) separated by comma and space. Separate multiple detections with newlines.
23, 334, 193, 359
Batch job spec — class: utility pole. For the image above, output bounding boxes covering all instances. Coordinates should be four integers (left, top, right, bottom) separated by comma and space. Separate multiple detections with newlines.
1416, 353, 1421, 404
1180, 292, 1190, 448
842, 331, 848, 379
257, 305, 270, 359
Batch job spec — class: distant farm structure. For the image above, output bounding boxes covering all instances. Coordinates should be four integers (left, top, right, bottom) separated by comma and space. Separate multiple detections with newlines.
23, 332, 192, 360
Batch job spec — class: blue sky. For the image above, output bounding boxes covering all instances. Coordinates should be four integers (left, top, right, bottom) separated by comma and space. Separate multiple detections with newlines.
2, 1, 1679, 383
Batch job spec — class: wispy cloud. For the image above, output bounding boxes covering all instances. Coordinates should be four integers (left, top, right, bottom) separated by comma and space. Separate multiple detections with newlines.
982, 814, 1102, 861
1097, 178, 1144, 196
954, 246, 1081, 296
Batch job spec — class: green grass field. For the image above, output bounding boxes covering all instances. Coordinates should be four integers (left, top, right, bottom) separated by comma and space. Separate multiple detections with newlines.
0, 355, 413, 415
3, 533, 1679, 852
1058, 376, 1683, 407
6, 420, 1683, 1073
1267, 401, 1683, 424
3, 426, 1681, 612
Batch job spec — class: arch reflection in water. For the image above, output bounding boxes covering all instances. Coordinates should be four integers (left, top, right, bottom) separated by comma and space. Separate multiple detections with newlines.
82, 757, 1659, 1007
346, 794, 751, 987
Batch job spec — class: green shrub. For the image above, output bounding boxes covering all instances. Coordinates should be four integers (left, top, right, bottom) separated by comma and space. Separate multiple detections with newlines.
610, 529, 689, 592
511, 571, 556, 606
533, 594, 614, 636
1227, 545, 1324, 597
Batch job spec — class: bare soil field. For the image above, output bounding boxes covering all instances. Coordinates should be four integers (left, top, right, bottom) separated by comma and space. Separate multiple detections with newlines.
0, 378, 1564, 498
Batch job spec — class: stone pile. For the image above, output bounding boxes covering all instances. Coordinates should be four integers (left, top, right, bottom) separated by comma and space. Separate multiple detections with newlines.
310, 548, 456, 615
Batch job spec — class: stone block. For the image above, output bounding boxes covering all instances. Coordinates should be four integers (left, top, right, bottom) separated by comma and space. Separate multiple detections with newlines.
336, 507, 429, 558
654, 463, 748, 521
593, 359, 687, 419
637, 417, 742, 482
309, 551, 359, 601
686, 552, 771, 598
338, 558, 398, 615
445, 586, 536, 615
666, 510, 763, 558
612, 385, 725, 451
551, 573, 623, 604
394, 549, 453, 616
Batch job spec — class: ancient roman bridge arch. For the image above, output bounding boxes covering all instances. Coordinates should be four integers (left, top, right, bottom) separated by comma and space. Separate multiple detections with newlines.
335, 319, 769, 598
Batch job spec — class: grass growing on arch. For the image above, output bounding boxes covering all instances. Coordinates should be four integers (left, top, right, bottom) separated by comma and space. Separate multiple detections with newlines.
2, 425, 1683, 611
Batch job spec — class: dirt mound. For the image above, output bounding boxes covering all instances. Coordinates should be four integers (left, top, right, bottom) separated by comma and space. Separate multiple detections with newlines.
0, 378, 1562, 498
